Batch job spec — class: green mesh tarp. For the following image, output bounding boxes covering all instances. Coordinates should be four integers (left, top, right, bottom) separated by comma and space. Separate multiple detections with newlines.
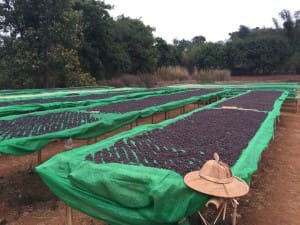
170, 82, 299, 99
0, 89, 228, 155
0, 88, 182, 117
35, 91, 288, 225
0, 86, 114, 98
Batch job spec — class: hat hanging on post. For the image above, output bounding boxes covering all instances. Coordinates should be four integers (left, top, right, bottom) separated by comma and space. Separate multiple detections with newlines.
184, 153, 249, 198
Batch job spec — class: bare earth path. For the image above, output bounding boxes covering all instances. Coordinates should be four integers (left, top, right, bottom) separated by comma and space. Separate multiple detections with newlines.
238, 104, 300, 225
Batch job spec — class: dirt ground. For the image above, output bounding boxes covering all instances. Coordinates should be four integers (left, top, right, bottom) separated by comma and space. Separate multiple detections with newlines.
0, 75, 300, 225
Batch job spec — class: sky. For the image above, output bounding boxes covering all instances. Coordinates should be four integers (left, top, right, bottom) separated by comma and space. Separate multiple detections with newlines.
104, 0, 299, 43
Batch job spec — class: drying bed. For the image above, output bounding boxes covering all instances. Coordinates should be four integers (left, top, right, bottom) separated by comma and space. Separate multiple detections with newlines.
216, 90, 283, 111
36, 91, 288, 225
86, 109, 266, 175
90, 89, 218, 113
0, 88, 180, 117
0, 89, 227, 155
0, 112, 99, 141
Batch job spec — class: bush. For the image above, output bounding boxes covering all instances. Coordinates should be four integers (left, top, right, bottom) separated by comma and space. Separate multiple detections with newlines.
139, 74, 157, 88
65, 72, 97, 87
120, 74, 143, 87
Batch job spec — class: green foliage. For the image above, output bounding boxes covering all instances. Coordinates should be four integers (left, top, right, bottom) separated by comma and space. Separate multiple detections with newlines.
282, 52, 300, 73
227, 36, 291, 75
0, 5, 299, 89
74, 0, 131, 79
183, 42, 226, 72
154, 37, 178, 68
115, 16, 158, 74
0, 0, 86, 88
65, 72, 96, 87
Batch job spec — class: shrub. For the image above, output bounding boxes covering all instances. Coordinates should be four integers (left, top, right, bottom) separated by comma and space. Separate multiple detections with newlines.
65, 72, 97, 87
139, 73, 157, 88
120, 74, 143, 87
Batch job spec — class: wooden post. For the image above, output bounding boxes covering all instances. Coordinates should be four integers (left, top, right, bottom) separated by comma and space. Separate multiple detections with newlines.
164, 111, 168, 120
37, 151, 42, 164
151, 114, 154, 124
66, 205, 73, 225
231, 199, 238, 225
197, 211, 210, 225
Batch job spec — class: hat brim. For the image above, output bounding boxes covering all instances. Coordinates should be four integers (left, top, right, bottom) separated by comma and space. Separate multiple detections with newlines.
184, 171, 249, 198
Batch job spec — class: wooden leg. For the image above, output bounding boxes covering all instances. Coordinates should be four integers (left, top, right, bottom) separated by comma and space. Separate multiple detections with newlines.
197, 211, 210, 225
213, 202, 226, 225
66, 205, 73, 225
231, 199, 239, 225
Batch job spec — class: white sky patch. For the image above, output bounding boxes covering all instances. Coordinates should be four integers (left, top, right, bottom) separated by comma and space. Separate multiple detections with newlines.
104, 0, 299, 43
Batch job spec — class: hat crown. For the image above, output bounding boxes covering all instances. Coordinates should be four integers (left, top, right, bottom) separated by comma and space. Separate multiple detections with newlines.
200, 160, 232, 180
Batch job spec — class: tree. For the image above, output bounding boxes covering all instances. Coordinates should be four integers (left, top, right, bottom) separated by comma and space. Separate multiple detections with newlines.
229, 25, 251, 40
278, 9, 300, 50
192, 35, 206, 45
74, 0, 130, 80
154, 37, 177, 68
226, 36, 291, 75
115, 16, 157, 74
184, 42, 226, 72
0, 0, 95, 88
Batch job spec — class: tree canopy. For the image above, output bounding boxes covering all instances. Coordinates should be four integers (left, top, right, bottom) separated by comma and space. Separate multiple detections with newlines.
0, 2, 299, 89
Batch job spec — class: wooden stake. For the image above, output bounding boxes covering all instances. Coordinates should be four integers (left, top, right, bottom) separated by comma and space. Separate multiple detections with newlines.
198, 211, 210, 225
37, 151, 42, 164
231, 199, 238, 225
66, 205, 73, 225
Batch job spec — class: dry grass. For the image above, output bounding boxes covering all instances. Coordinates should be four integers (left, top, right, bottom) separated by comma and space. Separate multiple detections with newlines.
155, 66, 190, 82
97, 67, 232, 88
192, 69, 231, 83
98, 74, 157, 88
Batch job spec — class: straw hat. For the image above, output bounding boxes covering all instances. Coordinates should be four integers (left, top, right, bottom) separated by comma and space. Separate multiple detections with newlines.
184, 153, 249, 198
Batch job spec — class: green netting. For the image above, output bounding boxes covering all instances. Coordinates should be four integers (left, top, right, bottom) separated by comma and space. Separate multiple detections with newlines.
170, 82, 299, 99
0, 86, 115, 98
35, 91, 288, 225
0, 88, 182, 117
0, 89, 228, 155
